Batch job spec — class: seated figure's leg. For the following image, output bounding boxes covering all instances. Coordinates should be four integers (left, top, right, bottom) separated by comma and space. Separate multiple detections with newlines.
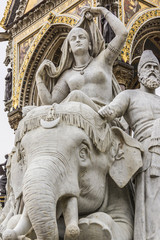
63, 90, 99, 112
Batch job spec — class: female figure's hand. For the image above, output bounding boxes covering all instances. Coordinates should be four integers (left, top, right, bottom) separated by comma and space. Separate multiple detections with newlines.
81, 6, 106, 18
36, 59, 56, 83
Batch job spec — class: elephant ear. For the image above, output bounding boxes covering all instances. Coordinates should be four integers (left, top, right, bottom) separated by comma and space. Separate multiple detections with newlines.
109, 127, 143, 188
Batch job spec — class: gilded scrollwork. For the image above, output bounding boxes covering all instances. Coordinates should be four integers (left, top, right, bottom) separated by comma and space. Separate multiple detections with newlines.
0, 0, 12, 28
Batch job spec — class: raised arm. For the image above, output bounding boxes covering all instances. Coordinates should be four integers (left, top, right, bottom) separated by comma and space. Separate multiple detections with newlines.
83, 6, 128, 65
102, 7, 128, 64
36, 60, 70, 105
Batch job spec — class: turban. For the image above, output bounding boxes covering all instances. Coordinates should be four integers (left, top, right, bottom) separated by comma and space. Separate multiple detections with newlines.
138, 50, 159, 73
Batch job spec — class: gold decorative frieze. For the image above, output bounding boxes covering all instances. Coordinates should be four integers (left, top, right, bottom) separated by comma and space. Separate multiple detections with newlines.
119, 0, 123, 22
48, 13, 78, 25
25, 0, 91, 14
121, 8, 160, 62
0, 0, 12, 28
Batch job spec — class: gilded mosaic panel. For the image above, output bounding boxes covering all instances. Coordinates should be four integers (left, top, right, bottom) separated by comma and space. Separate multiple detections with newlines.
19, 37, 34, 69
19, 34, 37, 70
67, 0, 92, 16
25, 0, 44, 13
124, 0, 148, 25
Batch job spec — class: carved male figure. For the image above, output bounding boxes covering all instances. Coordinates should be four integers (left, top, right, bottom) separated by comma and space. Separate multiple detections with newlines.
99, 50, 160, 240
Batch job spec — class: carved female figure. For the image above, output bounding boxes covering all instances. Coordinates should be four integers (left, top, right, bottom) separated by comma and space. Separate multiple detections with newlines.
36, 6, 128, 108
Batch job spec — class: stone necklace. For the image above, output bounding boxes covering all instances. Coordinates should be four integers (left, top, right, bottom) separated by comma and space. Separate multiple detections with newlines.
72, 57, 93, 75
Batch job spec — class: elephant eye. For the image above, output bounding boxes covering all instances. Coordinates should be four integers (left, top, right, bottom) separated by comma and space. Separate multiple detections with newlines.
79, 142, 90, 160
79, 148, 86, 159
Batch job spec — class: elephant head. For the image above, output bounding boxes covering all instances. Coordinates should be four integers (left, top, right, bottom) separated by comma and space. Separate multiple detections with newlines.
2, 101, 142, 240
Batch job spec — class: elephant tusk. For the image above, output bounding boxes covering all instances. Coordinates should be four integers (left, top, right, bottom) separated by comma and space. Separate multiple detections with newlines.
40, 117, 60, 129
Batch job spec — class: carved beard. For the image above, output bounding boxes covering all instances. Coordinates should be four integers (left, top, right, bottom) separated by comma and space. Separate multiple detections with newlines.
139, 71, 160, 89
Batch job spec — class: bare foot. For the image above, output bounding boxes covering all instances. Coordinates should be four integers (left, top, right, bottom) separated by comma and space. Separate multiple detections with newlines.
64, 224, 80, 240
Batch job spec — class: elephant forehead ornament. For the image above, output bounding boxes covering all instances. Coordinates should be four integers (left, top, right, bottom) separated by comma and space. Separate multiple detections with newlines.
40, 102, 112, 153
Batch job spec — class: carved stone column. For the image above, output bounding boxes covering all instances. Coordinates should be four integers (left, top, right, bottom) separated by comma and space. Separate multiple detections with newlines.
113, 60, 134, 90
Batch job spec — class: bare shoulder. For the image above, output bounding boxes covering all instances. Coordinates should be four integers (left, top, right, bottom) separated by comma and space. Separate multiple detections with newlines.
121, 89, 139, 95
118, 89, 142, 102
126, 89, 142, 97
118, 89, 132, 97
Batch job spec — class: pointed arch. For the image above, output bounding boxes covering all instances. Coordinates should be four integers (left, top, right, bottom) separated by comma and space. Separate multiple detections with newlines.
121, 8, 160, 63
12, 14, 78, 108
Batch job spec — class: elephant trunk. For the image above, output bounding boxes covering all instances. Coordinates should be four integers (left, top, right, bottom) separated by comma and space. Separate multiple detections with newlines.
23, 155, 79, 240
